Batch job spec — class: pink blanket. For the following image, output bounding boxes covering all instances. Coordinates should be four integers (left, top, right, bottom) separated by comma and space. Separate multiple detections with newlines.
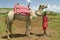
14, 5, 30, 15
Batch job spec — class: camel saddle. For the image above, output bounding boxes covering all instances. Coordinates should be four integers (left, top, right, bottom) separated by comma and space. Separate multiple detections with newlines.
14, 5, 30, 16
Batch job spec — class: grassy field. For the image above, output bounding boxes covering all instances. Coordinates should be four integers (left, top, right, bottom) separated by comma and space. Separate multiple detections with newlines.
47, 14, 60, 40
0, 9, 60, 40
0, 16, 6, 36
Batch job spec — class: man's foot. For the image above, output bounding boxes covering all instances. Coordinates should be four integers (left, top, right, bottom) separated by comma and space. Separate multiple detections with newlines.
43, 30, 47, 36
44, 33, 47, 36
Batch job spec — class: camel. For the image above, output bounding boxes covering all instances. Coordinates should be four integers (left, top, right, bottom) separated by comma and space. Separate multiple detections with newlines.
5, 4, 47, 39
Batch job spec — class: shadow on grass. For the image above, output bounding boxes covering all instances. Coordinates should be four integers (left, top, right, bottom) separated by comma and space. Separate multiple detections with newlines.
30, 32, 44, 37
1, 33, 26, 39
1, 33, 44, 39
35, 34, 44, 36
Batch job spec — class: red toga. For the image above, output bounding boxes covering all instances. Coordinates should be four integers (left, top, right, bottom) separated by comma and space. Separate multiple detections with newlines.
42, 15, 48, 30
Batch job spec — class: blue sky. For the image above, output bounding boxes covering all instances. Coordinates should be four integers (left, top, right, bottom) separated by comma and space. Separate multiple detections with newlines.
0, 0, 60, 13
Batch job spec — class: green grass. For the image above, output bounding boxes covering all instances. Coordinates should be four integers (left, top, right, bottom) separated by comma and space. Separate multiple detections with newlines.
48, 15, 60, 40
0, 8, 13, 10
0, 16, 6, 36
0, 15, 15, 36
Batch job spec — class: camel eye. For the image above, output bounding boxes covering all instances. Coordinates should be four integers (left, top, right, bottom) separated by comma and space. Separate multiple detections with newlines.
42, 5, 44, 7
40, 5, 41, 7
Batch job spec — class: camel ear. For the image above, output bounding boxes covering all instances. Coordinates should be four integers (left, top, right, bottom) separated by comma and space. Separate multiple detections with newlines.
39, 5, 44, 8
40, 5, 41, 7
39, 5, 41, 10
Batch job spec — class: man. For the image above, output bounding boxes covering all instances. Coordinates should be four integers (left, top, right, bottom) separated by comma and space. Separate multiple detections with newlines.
42, 13, 48, 36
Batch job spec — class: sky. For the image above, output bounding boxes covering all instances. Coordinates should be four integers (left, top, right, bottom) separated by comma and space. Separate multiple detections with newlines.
0, 0, 60, 13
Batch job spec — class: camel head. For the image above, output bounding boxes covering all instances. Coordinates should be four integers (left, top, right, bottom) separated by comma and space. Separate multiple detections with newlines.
30, 4, 47, 19
35, 4, 47, 16
39, 4, 47, 10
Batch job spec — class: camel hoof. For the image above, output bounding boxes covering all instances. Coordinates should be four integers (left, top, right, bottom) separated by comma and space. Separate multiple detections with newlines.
26, 35, 31, 38
7, 37, 11, 40
7, 38, 11, 40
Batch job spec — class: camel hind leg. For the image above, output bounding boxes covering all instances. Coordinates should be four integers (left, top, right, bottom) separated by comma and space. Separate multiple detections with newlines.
5, 17, 13, 40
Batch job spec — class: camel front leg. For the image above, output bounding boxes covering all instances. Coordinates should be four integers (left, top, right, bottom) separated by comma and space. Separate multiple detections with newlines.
25, 19, 31, 37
